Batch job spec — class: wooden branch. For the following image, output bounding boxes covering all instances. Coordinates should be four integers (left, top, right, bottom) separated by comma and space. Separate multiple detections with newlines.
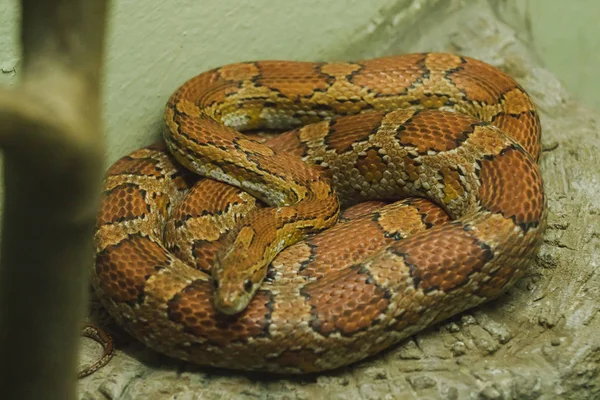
0, 1, 109, 399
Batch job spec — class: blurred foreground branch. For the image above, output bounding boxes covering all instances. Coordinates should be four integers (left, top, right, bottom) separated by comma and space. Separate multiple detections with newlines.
0, 0, 109, 399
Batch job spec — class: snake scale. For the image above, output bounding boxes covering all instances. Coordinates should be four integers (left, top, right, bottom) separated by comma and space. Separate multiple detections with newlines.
92, 52, 547, 374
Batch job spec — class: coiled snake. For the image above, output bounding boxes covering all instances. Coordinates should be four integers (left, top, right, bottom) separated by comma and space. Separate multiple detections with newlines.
92, 53, 547, 373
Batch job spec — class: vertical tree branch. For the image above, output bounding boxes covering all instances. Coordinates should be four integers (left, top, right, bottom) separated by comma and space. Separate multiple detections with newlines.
0, 1, 109, 399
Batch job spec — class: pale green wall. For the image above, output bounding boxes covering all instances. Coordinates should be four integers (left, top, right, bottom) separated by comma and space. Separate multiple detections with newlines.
0, 0, 400, 166
526, 0, 600, 109
101, 0, 405, 165
0, 1, 18, 86
0, 0, 598, 167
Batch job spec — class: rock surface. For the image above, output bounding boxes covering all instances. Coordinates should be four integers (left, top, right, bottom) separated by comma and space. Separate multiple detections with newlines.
79, 1, 600, 398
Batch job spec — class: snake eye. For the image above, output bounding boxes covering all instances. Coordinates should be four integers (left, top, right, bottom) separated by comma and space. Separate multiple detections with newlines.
212, 278, 219, 290
244, 279, 253, 292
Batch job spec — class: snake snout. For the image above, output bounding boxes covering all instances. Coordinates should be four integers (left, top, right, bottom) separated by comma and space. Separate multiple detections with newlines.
212, 280, 254, 315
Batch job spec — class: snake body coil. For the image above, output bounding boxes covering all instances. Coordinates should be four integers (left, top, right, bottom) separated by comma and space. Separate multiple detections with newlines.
93, 53, 546, 373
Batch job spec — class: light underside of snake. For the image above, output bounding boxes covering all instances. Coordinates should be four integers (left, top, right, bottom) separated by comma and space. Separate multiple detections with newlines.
92, 52, 547, 374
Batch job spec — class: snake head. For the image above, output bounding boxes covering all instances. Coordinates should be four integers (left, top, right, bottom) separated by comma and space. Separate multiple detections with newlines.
211, 226, 267, 315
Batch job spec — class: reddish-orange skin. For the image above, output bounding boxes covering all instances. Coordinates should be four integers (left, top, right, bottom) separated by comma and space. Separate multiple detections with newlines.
92, 53, 546, 373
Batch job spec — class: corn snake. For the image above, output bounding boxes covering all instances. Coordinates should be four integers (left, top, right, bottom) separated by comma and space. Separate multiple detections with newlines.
91, 52, 547, 373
